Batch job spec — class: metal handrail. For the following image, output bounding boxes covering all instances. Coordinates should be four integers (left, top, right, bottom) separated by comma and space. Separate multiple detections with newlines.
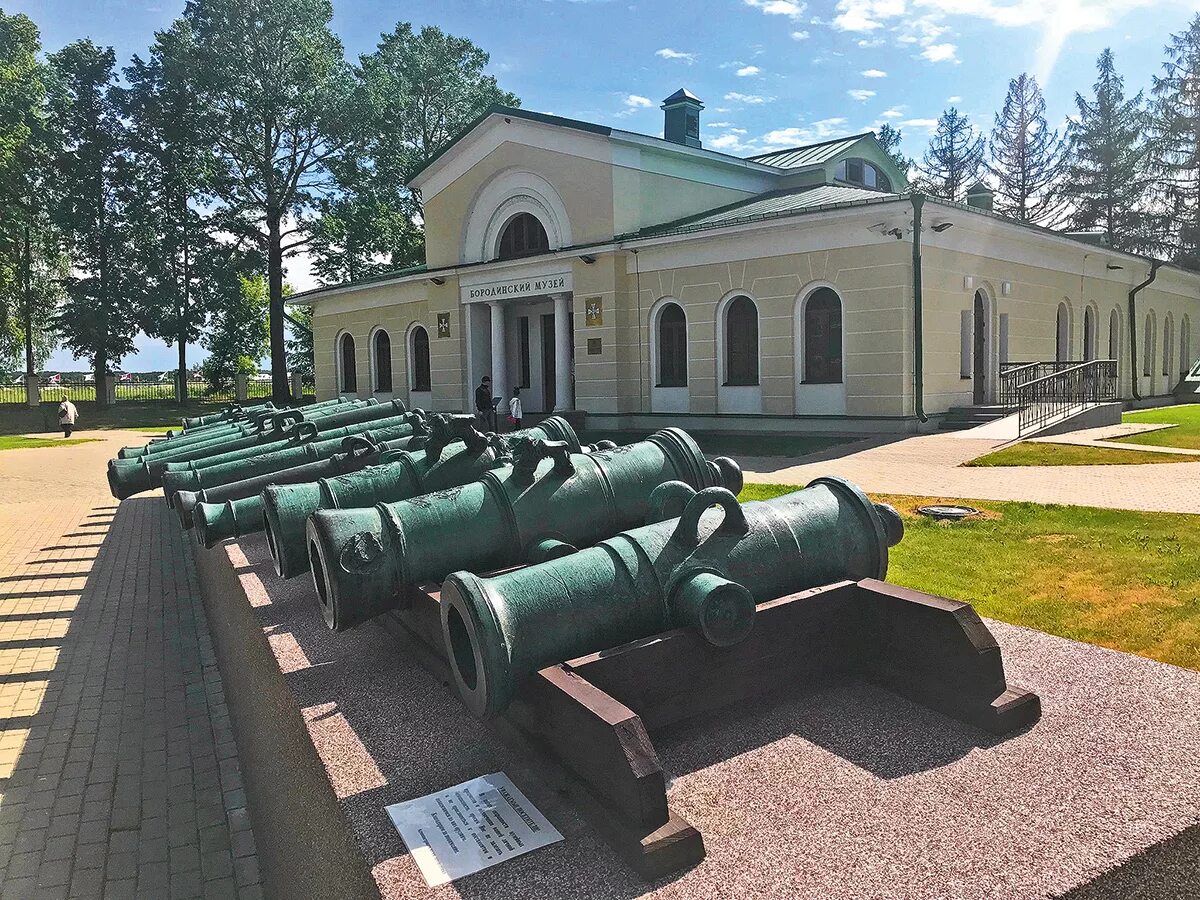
1011, 359, 1118, 436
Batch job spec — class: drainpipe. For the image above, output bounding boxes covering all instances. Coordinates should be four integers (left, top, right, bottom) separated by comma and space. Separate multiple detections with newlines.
1127, 260, 1161, 401
910, 193, 928, 423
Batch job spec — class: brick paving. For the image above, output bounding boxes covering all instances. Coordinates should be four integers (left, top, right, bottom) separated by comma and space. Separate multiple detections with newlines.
740, 430, 1200, 513
0, 431, 261, 899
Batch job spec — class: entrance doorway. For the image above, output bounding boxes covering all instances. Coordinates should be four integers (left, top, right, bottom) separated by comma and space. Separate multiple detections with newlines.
972, 291, 988, 404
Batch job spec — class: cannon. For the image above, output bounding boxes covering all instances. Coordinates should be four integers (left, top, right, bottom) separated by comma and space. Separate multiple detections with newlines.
439, 477, 903, 718
192, 416, 585, 549
306, 428, 743, 632
182, 399, 280, 430
115, 397, 379, 462
106, 400, 411, 500
260, 416, 587, 577
161, 410, 428, 511
129, 396, 353, 453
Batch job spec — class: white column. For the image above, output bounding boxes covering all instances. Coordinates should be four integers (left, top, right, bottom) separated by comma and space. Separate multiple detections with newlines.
489, 301, 507, 400
24, 374, 39, 408
553, 293, 573, 411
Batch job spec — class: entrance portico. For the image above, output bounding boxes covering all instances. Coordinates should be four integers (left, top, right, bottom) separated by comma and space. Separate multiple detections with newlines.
463, 268, 575, 414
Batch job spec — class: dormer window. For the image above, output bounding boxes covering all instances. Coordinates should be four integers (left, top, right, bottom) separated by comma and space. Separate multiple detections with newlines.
834, 158, 892, 192
496, 212, 550, 260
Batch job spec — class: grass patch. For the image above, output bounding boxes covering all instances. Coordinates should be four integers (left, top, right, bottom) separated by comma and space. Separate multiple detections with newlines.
0, 401, 232, 436
0, 435, 100, 451
582, 429, 851, 458
963, 441, 1195, 467
1114, 404, 1200, 450
738, 483, 1200, 671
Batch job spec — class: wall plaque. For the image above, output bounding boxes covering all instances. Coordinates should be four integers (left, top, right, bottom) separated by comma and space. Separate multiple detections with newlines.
585, 297, 603, 327
587, 338, 602, 355
437, 313, 451, 338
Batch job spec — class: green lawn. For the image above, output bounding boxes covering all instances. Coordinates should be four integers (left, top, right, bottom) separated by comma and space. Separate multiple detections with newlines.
964, 441, 1195, 467
0, 401, 233, 436
0, 435, 100, 451
582, 429, 851, 459
740, 483, 1200, 671
1114, 404, 1200, 450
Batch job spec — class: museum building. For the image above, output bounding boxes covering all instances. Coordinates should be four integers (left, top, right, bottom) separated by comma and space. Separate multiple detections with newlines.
294, 89, 1200, 432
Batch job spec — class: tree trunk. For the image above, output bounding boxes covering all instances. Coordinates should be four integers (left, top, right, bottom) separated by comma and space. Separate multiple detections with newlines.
268, 209, 289, 403
22, 220, 33, 376
178, 218, 190, 404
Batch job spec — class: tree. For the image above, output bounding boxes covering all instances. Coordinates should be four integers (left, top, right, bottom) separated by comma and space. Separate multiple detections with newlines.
0, 11, 63, 376
201, 272, 269, 392
916, 108, 985, 201
987, 73, 1067, 225
1147, 15, 1200, 268
185, 0, 360, 401
46, 41, 138, 402
876, 122, 912, 180
1063, 50, 1150, 251
285, 305, 314, 386
120, 20, 238, 401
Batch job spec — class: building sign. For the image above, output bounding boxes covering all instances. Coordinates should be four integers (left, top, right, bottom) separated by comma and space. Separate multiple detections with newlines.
437, 313, 451, 338
585, 297, 603, 327
461, 272, 572, 303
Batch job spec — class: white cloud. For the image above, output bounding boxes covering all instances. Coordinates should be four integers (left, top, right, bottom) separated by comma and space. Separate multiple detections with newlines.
831, 0, 904, 32
656, 48, 696, 63
709, 132, 758, 153
947, 95, 962, 102
706, 121, 736, 128
900, 117, 939, 134
922, 42, 958, 63
881, 107, 905, 118
791, 30, 810, 39
736, 65, 762, 76
848, 89, 877, 101
762, 118, 849, 148
857, 38, 885, 47
725, 92, 773, 104
744, 0, 807, 19
624, 94, 653, 108
861, 69, 887, 78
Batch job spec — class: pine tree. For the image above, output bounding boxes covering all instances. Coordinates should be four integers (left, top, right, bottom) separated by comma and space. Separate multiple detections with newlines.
46, 41, 138, 403
1147, 14, 1200, 269
988, 73, 1067, 225
875, 123, 912, 181
1063, 49, 1149, 251
916, 108, 984, 201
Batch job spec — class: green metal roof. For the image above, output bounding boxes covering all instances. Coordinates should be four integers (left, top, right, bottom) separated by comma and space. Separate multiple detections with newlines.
747, 133, 873, 170
629, 184, 900, 238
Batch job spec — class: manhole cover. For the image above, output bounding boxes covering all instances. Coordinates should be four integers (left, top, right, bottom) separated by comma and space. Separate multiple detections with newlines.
916, 504, 979, 520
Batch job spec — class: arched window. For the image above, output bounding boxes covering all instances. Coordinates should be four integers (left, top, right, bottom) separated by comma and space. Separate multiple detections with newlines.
1108, 309, 1120, 361
1163, 317, 1174, 378
834, 157, 893, 192
1055, 303, 1070, 363
1083, 307, 1096, 362
372, 329, 392, 392
803, 288, 843, 384
338, 333, 357, 393
656, 303, 687, 387
1143, 313, 1154, 377
724, 296, 759, 386
496, 213, 549, 260
410, 326, 431, 393
1182, 317, 1192, 377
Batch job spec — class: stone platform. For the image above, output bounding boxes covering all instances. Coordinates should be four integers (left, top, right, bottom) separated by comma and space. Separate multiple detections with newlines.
195, 533, 1200, 900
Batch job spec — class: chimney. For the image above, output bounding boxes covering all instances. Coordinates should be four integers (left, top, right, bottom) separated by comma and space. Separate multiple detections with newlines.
965, 181, 994, 212
662, 89, 703, 149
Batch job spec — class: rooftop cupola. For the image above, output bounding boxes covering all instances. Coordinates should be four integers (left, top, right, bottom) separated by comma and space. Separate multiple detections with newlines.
965, 181, 994, 211
662, 88, 703, 149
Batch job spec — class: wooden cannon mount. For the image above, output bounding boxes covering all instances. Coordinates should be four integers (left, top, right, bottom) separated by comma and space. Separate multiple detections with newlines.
380, 577, 1041, 881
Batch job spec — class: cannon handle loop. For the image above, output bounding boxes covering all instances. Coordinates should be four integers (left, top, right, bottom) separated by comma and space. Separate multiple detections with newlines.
647, 480, 696, 524
341, 435, 379, 459
512, 438, 576, 482
271, 409, 304, 433
285, 421, 319, 444
673, 487, 748, 548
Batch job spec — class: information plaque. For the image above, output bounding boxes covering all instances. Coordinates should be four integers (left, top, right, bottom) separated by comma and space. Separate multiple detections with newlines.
385, 772, 564, 886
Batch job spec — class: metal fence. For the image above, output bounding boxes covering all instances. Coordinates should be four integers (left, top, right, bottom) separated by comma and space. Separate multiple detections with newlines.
0, 373, 303, 406
0, 382, 27, 405
1006, 359, 1119, 436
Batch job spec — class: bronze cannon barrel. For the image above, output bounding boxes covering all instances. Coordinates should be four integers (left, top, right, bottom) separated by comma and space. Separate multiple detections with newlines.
261, 415, 585, 579
440, 478, 904, 718
305, 428, 743, 632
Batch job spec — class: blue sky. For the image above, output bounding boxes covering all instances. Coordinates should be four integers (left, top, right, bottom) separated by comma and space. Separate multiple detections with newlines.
15, 0, 1200, 371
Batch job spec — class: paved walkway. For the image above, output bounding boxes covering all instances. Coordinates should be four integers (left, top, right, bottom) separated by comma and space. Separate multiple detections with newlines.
741, 430, 1200, 514
0, 431, 261, 899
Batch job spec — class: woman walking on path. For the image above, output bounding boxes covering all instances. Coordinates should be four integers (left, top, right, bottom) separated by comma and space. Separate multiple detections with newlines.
58, 398, 78, 437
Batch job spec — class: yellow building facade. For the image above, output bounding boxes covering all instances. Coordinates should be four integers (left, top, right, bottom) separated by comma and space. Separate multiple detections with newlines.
299, 93, 1200, 433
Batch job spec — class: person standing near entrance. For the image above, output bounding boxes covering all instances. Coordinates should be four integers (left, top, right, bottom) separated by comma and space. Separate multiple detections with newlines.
475, 375, 493, 431
58, 398, 78, 437
508, 387, 522, 431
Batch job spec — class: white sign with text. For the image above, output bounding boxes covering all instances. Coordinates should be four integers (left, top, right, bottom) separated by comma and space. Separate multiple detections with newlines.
461, 271, 572, 303
385, 772, 563, 886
